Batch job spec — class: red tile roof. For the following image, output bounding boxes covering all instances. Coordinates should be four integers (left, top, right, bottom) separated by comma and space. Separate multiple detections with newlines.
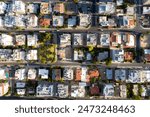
75, 68, 82, 81
124, 52, 133, 61
39, 18, 50, 27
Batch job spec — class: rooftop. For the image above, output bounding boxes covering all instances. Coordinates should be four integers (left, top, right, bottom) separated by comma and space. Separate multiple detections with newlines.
40, 2, 49, 14
15, 68, 26, 80
73, 33, 83, 46
115, 69, 126, 81
28, 69, 37, 80
52, 69, 61, 81
39, 69, 49, 79
103, 84, 114, 97
63, 68, 73, 80
53, 16, 64, 27
26, 50, 38, 60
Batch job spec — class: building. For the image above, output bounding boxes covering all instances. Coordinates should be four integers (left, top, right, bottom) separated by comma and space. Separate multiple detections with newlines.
142, 70, 150, 82
73, 34, 83, 46
87, 33, 97, 46
86, 52, 92, 61
0, 16, 4, 27
53, 16, 64, 27
14, 15, 26, 27
87, 69, 100, 80
127, 69, 142, 83
110, 32, 135, 48
98, 2, 115, 14
99, 16, 117, 28
52, 69, 61, 81
39, 15, 51, 27
0, 49, 13, 61
36, 82, 54, 97
71, 84, 86, 98
97, 51, 108, 61
38, 69, 49, 79
65, 3, 78, 14
0, 2, 7, 14
103, 84, 114, 97
40, 2, 49, 14
15, 34, 26, 46
15, 68, 26, 80
0, 68, 10, 80
26, 14, 38, 28
28, 69, 37, 80
27, 34, 38, 47
75, 68, 82, 81
0, 34, 14, 46
16, 82, 26, 88
26, 50, 38, 60
90, 85, 100, 96
53, 3, 65, 14
63, 68, 73, 80
0, 82, 9, 96
57, 47, 72, 61
115, 69, 126, 81
68, 16, 77, 27
116, 0, 124, 6
13, 49, 25, 61
111, 49, 124, 62
4, 15, 15, 28
74, 50, 84, 61
124, 51, 134, 61
99, 33, 110, 47
144, 49, 150, 62
106, 69, 113, 80
79, 14, 91, 27
60, 34, 71, 47
117, 16, 135, 28
57, 84, 69, 98
27, 3, 39, 14
13, 0, 26, 14
143, 6, 150, 14
120, 85, 127, 98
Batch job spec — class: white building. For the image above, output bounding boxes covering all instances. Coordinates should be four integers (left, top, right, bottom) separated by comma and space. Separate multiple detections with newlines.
79, 14, 91, 27
36, 83, 54, 97
12, 0, 26, 14
103, 84, 114, 97
71, 84, 86, 98
28, 69, 37, 80
87, 33, 97, 46
0, 2, 7, 14
57, 84, 69, 98
13, 49, 25, 61
0, 82, 9, 96
98, 2, 115, 14
0, 34, 14, 46
73, 34, 83, 46
63, 68, 73, 80
26, 14, 38, 28
27, 34, 38, 47
15, 68, 26, 80
39, 69, 49, 79
26, 50, 38, 60
60, 34, 71, 47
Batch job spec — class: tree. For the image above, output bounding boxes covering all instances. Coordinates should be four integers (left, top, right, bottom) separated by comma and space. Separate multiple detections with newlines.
88, 45, 94, 52
105, 58, 112, 66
